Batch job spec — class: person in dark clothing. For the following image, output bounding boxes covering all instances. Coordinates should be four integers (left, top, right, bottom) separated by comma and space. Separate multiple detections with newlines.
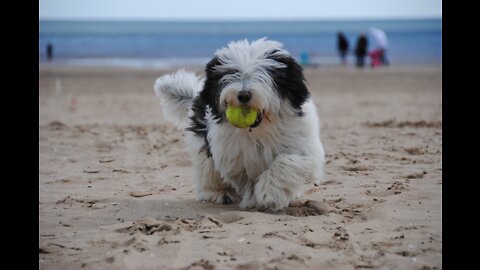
47, 43, 53, 61
337, 32, 349, 65
354, 33, 368, 68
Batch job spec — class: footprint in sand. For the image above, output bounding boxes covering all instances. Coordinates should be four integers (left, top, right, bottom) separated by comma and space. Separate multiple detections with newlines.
235, 255, 308, 270
366, 181, 411, 197
116, 216, 225, 237
332, 226, 349, 242
341, 165, 375, 172
212, 212, 244, 224
314, 226, 353, 251
55, 196, 108, 210
182, 259, 215, 270
404, 147, 424, 155
115, 218, 173, 235
284, 200, 332, 217
321, 198, 369, 221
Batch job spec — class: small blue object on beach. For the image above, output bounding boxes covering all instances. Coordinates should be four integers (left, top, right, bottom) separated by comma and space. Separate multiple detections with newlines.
300, 52, 309, 66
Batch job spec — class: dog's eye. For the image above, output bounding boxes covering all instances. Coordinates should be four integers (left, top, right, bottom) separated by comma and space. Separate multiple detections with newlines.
225, 69, 239, 75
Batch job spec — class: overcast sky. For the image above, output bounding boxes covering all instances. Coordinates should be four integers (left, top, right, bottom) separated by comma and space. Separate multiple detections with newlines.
39, 0, 442, 21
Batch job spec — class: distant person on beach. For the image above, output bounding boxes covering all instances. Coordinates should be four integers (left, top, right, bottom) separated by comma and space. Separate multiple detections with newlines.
369, 27, 389, 66
47, 43, 53, 61
337, 32, 349, 65
354, 33, 368, 68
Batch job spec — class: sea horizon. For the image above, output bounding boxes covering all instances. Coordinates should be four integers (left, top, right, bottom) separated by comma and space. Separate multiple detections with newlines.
39, 18, 442, 69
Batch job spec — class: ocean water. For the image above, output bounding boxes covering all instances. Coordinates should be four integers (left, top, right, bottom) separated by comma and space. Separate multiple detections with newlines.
39, 19, 442, 68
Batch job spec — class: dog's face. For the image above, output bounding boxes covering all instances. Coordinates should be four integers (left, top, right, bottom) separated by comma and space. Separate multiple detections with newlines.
200, 38, 310, 128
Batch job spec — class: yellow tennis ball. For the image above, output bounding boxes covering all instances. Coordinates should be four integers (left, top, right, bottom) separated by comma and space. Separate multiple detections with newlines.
225, 105, 258, 128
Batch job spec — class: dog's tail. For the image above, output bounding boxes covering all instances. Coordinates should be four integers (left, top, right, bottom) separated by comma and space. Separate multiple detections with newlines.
154, 70, 204, 130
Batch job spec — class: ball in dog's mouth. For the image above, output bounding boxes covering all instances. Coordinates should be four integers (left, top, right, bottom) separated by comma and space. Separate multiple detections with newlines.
225, 105, 263, 128
249, 110, 263, 128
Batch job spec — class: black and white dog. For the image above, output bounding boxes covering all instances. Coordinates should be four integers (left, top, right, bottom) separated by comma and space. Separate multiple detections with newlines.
154, 38, 325, 210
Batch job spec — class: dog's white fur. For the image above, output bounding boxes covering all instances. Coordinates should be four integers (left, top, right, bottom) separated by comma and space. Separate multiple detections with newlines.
154, 38, 325, 210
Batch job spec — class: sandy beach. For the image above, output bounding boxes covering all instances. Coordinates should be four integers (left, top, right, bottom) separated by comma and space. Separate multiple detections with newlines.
39, 64, 442, 269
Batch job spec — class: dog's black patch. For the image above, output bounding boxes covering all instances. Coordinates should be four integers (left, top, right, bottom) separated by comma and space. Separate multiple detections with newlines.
200, 56, 229, 121
186, 56, 229, 157
268, 52, 310, 116
186, 97, 212, 157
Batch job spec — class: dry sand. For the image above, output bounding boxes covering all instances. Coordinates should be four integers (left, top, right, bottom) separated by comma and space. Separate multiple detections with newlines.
39, 64, 442, 270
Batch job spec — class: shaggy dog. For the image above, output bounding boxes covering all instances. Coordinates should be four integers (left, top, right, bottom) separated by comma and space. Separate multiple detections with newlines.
154, 38, 325, 210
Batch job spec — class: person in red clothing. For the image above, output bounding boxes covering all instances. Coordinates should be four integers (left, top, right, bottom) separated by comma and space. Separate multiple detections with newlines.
369, 49, 382, 68
369, 28, 390, 66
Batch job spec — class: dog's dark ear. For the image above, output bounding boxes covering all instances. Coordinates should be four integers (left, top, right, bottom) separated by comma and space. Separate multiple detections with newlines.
200, 56, 223, 119
205, 56, 221, 73
268, 53, 310, 116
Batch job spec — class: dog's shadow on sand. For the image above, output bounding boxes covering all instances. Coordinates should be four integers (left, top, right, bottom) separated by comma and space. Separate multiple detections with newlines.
105, 196, 329, 226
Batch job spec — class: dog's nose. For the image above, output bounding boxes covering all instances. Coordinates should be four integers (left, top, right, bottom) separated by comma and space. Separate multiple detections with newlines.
237, 91, 252, 103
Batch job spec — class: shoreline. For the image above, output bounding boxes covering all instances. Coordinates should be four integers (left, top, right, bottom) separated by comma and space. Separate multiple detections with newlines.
39, 61, 442, 75
39, 56, 441, 71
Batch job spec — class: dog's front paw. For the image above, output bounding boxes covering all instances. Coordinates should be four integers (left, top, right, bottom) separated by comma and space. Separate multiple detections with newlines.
197, 189, 239, 205
254, 181, 292, 211
238, 187, 257, 209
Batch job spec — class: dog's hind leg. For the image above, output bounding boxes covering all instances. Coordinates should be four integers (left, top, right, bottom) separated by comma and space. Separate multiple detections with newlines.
253, 154, 314, 210
191, 152, 239, 205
